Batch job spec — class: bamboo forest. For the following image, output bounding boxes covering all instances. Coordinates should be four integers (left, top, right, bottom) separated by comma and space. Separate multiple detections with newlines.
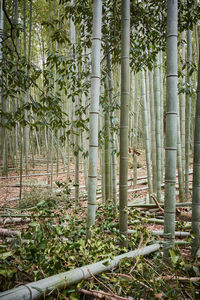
0, 0, 200, 299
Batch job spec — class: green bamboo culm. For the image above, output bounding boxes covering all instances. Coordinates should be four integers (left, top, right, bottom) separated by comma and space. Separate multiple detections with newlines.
154, 54, 162, 202
149, 70, 157, 193
106, 47, 117, 206
180, 31, 186, 174
132, 73, 139, 188
119, 0, 130, 247
141, 69, 152, 199
164, 0, 178, 259
192, 44, 200, 256
86, 0, 102, 239
177, 112, 185, 203
185, 29, 192, 200
104, 79, 111, 203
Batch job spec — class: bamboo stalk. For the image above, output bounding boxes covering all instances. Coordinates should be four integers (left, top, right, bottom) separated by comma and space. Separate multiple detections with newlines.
164, 0, 178, 258
0, 217, 30, 225
119, 0, 130, 247
128, 230, 189, 238
0, 228, 21, 237
192, 44, 200, 255
86, 0, 102, 238
0, 244, 161, 300
128, 202, 192, 208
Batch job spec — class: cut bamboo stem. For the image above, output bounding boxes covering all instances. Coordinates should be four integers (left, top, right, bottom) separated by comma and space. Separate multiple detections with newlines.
128, 230, 189, 238
0, 243, 160, 300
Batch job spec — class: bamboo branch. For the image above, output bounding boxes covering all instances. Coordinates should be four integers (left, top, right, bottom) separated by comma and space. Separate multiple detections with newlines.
150, 194, 164, 213
78, 288, 130, 300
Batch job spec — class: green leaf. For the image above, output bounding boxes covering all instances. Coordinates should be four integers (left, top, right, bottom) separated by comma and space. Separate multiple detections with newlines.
69, 292, 79, 300
0, 268, 16, 278
102, 260, 110, 266
0, 251, 13, 260
169, 249, 179, 265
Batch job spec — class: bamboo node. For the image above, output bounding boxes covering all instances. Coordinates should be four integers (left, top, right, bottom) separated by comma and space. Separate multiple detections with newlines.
90, 111, 99, 114
22, 285, 33, 300
165, 112, 177, 115
92, 37, 101, 41
91, 75, 101, 79
165, 147, 177, 150
165, 180, 176, 183
166, 34, 178, 38
166, 74, 178, 77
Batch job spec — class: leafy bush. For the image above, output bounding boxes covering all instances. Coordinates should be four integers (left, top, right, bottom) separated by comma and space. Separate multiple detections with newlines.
19, 186, 70, 209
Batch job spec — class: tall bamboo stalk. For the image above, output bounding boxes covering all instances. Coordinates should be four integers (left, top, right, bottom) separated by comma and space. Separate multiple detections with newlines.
141, 68, 152, 198
24, 0, 32, 175
86, 0, 102, 238
154, 54, 162, 202
185, 29, 192, 200
1, 0, 7, 177
132, 73, 139, 188
106, 46, 117, 205
119, 0, 130, 247
164, 0, 178, 258
104, 79, 111, 203
149, 70, 157, 193
177, 112, 185, 202
70, 0, 79, 205
192, 44, 200, 256
159, 51, 164, 179
180, 31, 186, 173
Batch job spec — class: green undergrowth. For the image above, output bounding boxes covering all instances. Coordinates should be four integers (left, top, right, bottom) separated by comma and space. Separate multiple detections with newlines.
0, 201, 199, 299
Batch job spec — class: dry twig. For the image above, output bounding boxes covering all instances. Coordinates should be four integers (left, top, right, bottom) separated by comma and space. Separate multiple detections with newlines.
78, 288, 133, 300
150, 195, 164, 213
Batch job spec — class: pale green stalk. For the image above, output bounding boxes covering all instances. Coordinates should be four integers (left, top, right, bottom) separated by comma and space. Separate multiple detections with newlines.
119, 0, 130, 247
104, 79, 111, 203
177, 113, 185, 202
106, 49, 117, 205
141, 69, 152, 198
86, 0, 102, 238
132, 73, 139, 188
164, 0, 178, 258
185, 29, 192, 200
149, 70, 157, 193
154, 54, 162, 202
192, 44, 200, 256
159, 51, 164, 179
180, 31, 186, 173
0, 244, 160, 300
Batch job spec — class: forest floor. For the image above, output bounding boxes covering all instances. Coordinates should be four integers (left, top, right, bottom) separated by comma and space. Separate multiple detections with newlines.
0, 153, 199, 299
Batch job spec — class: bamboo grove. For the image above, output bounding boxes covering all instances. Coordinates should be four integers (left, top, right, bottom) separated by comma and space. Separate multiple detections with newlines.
0, 0, 200, 297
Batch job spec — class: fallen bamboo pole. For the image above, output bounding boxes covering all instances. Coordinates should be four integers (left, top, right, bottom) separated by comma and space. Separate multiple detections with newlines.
0, 170, 84, 180
0, 228, 21, 237
128, 230, 190, 238
0, 217, 30, 225
128, 202, 192, 208
0, 243, 161, 300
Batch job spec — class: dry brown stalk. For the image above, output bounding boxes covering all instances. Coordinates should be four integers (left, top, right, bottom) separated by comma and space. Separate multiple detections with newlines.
86, 267, 114, 295
159, 275, 200, 282
0, 228, 21, 237
129, 234, 144, 274
150, 195, 164, 213
78, 288, 132, 300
